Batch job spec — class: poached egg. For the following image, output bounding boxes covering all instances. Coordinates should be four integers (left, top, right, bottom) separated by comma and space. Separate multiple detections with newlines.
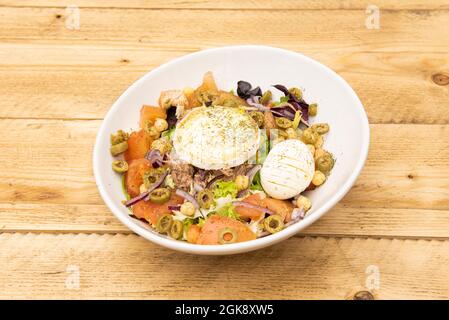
260, 139, 315, 199
173, 106, 260, 170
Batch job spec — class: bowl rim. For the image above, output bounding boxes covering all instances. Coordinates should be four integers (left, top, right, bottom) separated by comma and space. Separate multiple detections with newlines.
93, 45, 370, 255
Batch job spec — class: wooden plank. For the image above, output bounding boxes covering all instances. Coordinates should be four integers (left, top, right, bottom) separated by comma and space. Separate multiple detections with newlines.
0, 44, 448, 123
1, 233, 448, 299
0, 119, 448, 238
0, 0, 448, 10
0, 7, 447, 53
2, 202, 449, 240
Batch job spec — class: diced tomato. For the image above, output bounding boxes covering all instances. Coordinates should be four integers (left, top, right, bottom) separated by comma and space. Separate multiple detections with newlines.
132, 193, 184, 226
186, 224, 201, 244
125, 158, 151, 197
139, 105, 167, 129
196, 215, 256, 245
124, 130, 152, 161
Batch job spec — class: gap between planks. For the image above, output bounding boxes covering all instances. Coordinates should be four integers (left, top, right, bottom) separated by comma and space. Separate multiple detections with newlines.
1, 233, 449, 299
2, 229, 449, 242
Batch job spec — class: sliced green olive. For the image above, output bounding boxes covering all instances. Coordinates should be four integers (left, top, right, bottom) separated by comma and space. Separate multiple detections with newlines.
156, 214, 173, 234
311, 123, 330, 135
110, 130, 129, 146
301, 128, 319, 144
308, 103, 318, 117
112, 160, 128, 173
169, 220, 184, 240
288, 87, 302, 100
149, 187, 171, 204
260, 90, 272, 105
218, 227, 238, 244
316, 154, 335, 175
249, 111, 264, 127
143, 168, 165, 188
196, 189, 214, 209
110, 141, 128, 156
275, 117, 292, 129
263, 215, 284, 234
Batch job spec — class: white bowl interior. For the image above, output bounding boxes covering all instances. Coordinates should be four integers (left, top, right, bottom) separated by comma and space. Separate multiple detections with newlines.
93, 46, 369, 255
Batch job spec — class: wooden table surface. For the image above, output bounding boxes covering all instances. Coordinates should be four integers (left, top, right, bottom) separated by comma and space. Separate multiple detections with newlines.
0, 0, 448, 300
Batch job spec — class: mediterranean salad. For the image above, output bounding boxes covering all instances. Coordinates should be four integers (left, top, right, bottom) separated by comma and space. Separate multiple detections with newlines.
109, 72, 334, 245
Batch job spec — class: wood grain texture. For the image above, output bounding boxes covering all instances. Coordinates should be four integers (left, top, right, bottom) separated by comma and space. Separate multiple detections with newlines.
1, 233, 449, 299
0, 0, 448, 300
1, 0, 448, 10
0, 7, 448, 53
1, 119, 448, 238
0, 43, 448, 123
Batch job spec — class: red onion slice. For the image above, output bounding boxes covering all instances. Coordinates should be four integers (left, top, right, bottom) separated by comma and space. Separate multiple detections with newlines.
124, 170, 168, 207
168, 205, 181, 212
145, 149, 165, 168
246, 165, 261, 184
124, 191, 150, 207
246, 96, 270, 112
291, 207, 305, 221
232, 201, 275, 215
175, 189, 199, 209
206, 174, 225, 189
236, 189, 249, 199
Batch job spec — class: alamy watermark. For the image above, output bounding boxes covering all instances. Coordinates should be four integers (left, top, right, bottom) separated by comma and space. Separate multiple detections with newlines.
365, 264, 380, 290
65, 5, 80, 30
65, 264, 80, 290
365, 5, 380, 29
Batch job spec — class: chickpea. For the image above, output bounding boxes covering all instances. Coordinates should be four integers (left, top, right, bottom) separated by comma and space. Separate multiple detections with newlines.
144, 121, 160, 139
180, 201, 196, 216
314, 135, 324, 148
306, 144, 315, 155
285, 127, 297, 139
235, 175, 249, 191
296, 195, 312, 212
308, 103, 318, 117
316, 154, 335, 175
312, 170, 326, 186
277, 129, 288, 139
314, 148, 327, 161
151, 138, 172, 154
154, 118, 168, 132
311, 123, 330, 135
301, 128, 319, 144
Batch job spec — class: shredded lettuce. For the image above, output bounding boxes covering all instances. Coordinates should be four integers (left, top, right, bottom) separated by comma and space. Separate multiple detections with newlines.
161, 128, 175, 140
216, 203, 240, 220
250, 171, 263, 191
213, 180, 239, 199
183, 216, 205, 229
273, 96, 290, 106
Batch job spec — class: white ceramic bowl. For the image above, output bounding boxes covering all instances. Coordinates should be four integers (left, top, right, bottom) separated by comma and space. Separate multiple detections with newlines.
93, 45, 370, 255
